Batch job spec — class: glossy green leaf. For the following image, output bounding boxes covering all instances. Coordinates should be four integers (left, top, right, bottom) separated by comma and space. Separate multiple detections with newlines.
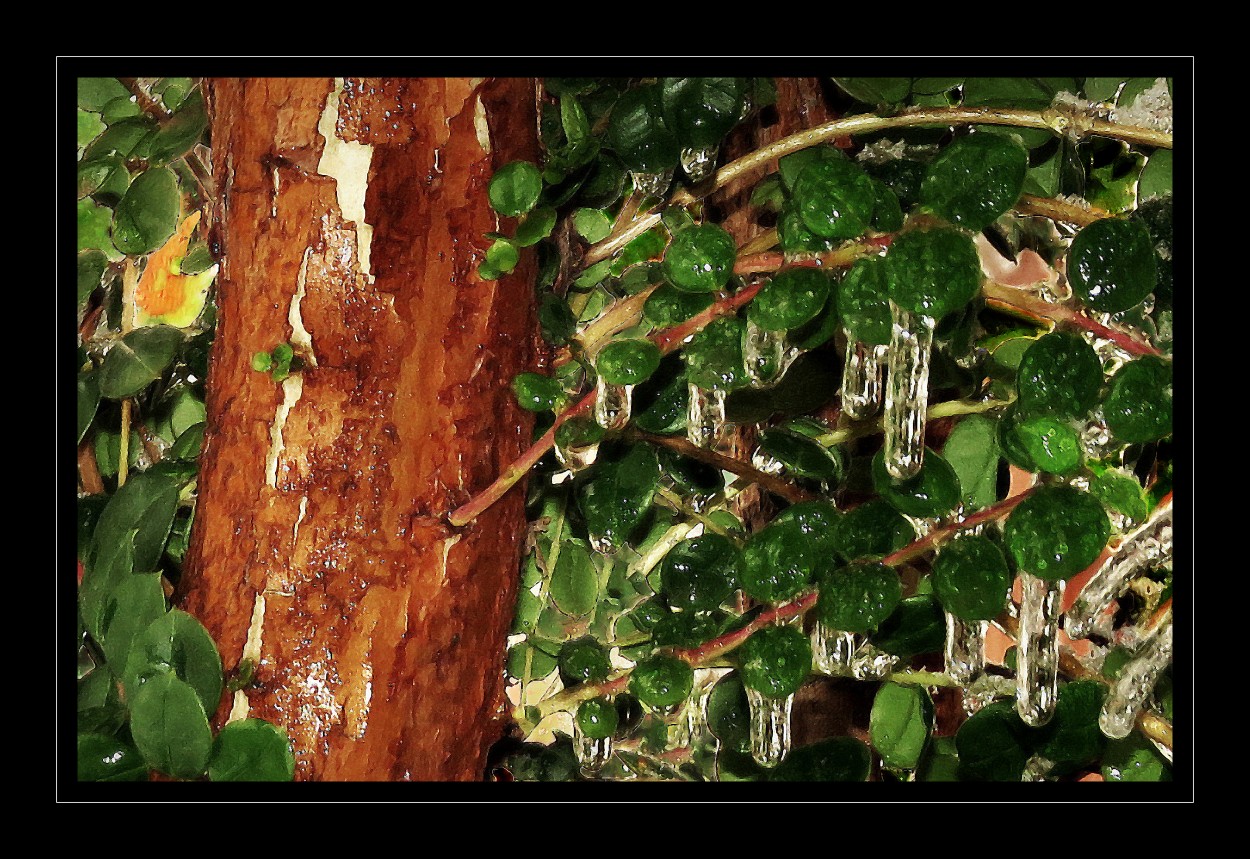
1017, 416, 1082, 475
832, 499, 914, 563
130, 674, 213, 779
147, 90, 208, 165
84, 116, 158, 161
549, 539, 599, 617
920, 132, 1027, 231
684, 316, 748, 392
578, 443, 660, 552
916, 736, 961, 781
943, 414, 1000, 510
838, 255, 893, 346
660, 534, 741, 612
1005, 485, 1110, 581
1015, 330, 1104, 420
596, 338, 661, 386
750, 268, 831, 331
572, 207, 613, 243
123, 609, 223, 718
817, 561, 901, 634
78, 733, 148, 782
78, 199, 117, 257
78, 154, 129, 200
1102, 732, 1171, 782
1035, 680, 1107, 767
871, 594, 946, 659
538, 293, 576, 345
886, 225, 982, 321
98, 325, 184, 400
631, 354, 688, 434
769, 737, 871, 781
630, 655, 693, 709
663, 223, 736, 293
832, 78, 911, 106
77, 250, 108, 308
956, 700, 1035, 781
872, 448, 961, 518
1089, 469, 1150, 524
78, 109, 107, 149
606, 84, 678, 173
99, 572, 167, 671
660, 77, 746, 148
91, 467, 181, 575
514, 206, 557, 247
962, 77, 1073, 109
931, 535, 1012, 622
870, 682, 934, 770
757, 429, 842, 483
489, 161, 543, 217
78, 77, 131, 111
707, 674, 751, 753
1138, 150, 1172, 201
737, 625, 811, 699
723, 350, 839, 423
612, 227, 668, 276
792, 156, 876, 240
77, 371, 100, 445
209, 719, 296, 782
1068, 217, 1157, 314
112, 166, 180, 255
742, 515, 828, 603
1103, 356, 1173, 443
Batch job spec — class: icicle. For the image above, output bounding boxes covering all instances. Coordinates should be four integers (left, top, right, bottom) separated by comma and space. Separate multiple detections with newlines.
851, 639, 900, 681
1016, 573, 1064, 727
575, 727, 613, 778
841, 338, 888, 420
1079, 411, 1117, 463
964, 674, 1016, 716
811, 622, 856, 677
686, 384, 728, 451
945, 614, 987, 686
1067, 503, 1173, 641
745, 686, 792, 768
630, 168, 674, 199
554, 438, 599, 473
671, 669, 719, 750
744, 317, 787, 385
1099, 613, 1173, 740
883, 304, 935, 480
593, 375, 633, 431
680, 145, 718, 184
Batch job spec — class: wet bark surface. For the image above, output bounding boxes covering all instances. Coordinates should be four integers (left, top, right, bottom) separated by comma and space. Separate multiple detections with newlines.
180, 77, 540, 781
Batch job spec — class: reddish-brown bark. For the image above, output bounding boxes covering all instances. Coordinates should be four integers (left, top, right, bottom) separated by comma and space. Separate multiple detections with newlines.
179, 77, 541, 781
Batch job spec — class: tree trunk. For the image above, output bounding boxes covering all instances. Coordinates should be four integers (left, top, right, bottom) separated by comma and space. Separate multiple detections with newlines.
179, 77, 541, 781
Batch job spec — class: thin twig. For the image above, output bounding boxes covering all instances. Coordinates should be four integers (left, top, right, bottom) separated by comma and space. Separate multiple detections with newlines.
982, 282, 1163, 358
627, 428, 814, 505
1015, 194, 1113, 227
78, 440, 105, 496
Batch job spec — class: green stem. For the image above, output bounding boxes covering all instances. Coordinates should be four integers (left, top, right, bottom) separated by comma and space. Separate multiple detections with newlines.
887, 669, 962, 689
815, 396, 1015, 448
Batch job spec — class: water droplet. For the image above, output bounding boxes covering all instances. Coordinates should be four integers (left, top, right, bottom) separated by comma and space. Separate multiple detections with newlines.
1066, 503, 1172, 641
743, 317, 788, 385
883, 304, 936, 480
945, 614, 987, 686
745, 686, 792, 768
1099, 614, 1172, 740
594, 375, 633, 431
630, 168, 674, 199
1022, 753, 1056, 782
686, 384, 729, 452
963, 673, 1016, 716
1016, 573, 1064, 727
575, 727, 613, 778
680, 145, 719, 184
811, 622, 856, 676
554, 437, 599, 473
841, 338, 888, 420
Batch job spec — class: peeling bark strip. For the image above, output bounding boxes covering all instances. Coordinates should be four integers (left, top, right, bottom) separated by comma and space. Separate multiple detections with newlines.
181, 78, 540, 781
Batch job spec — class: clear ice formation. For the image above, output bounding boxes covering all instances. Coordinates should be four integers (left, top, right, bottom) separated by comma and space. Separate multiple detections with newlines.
744, 318, 787, 386
630, 168, 674, 199
680, 145, 718, 184
1066, 502, 1173, 641
575, 728, 613, 778
594, 375, 633, 431
811, 622, 856, 677
554, 437, 599, 473
883, 304, 935, 480
1099, 612, 1173, 740
851, 640, 900, 681
686, 384, 729, 451
945, 614, 987, 686
746, 685, 792, 768
1016, 573, 1064, 727
841, 338, 888, 420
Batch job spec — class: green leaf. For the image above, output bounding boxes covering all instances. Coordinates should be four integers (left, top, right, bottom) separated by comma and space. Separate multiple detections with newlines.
78, 154, 129, 200
98, 325, 185, 400
78, 667, 128, 736
611, 227, 668, 275
572, 208, 613, 244
757, 429, 841, 483
870, 682, 934, 770
123, 609, 223, 718
112, 166, 180, 255
944, 414, 1000, 510
663, 223, 736, 293
91, 467, 181, 575
209, 719, 296, 781
606, 83, 679, 173
1102, 732, 1171, 782
1138, 150, 1172, 201
78, 109, 106, 148
817, 561, 901, 634
574, 258, 612, 290
1035, 680, 1107, 768
485, 239, 519, 276
78, 733, 148, 782
78, 199, 118, 258
77, 371, 100, 445
147, 90, 208, 165
77, 250, 108, 308
129, 674, 213, 779
872, 448, 962, 518
706, 674, 751, 754
962, 77, 1072, 109
99, 572, 167, 671
84, 116, 158, 161
870, 595, 946, 659
931, 535, 1011, 622
920, 132, 1027, 232
916, 736, 961, 781
1089, 469, 1150, 523
660, 77, 747, 148
577, 443, 660, 551
489, 160, 543, 217
723, 350, 839, 424
549, 538, 599, 617
78, 77, 131, 111
832, 78, 911, 106
632, 354, 688, 434
514, 206, 557, 247
769, 737, 871, 781
956, 700, 1034, 781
